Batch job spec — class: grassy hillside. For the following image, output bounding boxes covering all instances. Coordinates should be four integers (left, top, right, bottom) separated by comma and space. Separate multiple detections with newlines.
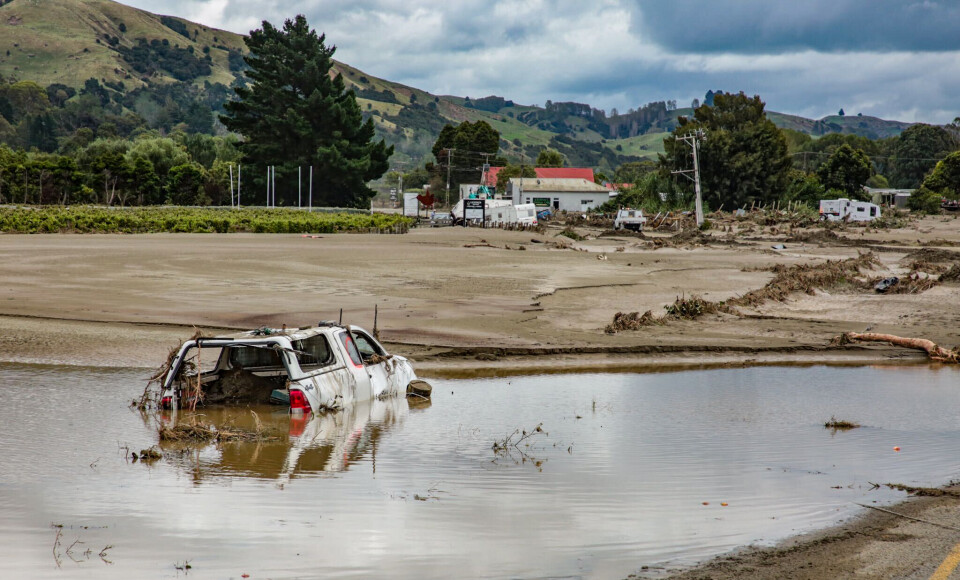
0, 0, 916, 170
0, 0, 246, 89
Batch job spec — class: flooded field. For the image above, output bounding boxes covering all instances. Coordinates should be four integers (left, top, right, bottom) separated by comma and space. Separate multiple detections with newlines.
1, 363, 959, 579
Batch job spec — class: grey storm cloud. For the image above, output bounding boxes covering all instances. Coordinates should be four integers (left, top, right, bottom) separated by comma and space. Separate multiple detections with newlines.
118, 0, 960, 123
633, 0, 960, 54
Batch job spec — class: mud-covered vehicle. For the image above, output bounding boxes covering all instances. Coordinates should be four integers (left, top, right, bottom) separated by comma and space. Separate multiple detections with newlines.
160, 324, 428, 414
613, 208, 647, 231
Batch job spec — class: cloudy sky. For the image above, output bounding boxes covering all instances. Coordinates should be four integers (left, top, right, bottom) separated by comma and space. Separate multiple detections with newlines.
120, 0, 960, 123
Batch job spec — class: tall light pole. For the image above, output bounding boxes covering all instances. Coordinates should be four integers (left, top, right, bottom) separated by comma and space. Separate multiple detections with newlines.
672, 129, 706, 227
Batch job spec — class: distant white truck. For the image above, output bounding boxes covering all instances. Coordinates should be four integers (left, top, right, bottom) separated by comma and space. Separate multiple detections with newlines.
818, 198, 881, 222
613, 208, 647, 231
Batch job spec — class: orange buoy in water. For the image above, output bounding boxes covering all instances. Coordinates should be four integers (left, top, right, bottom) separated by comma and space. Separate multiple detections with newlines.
893, 446, 901, 452
702, 502, 709, 506
721, 502, 729, 507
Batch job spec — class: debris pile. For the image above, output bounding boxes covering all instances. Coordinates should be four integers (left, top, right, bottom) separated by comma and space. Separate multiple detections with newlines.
824, 416, 860, 430
158, 415, 276, 444
605, 310, 660, 333
727, 253, 880, 308
870, 273, 939, 295
941, 263, 960, 283
605, 295, 725, 334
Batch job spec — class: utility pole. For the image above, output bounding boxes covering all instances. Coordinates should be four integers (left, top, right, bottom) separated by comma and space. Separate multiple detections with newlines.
519, 150, 525, 204
672, 129, 706, 227
446, 148, 454, 207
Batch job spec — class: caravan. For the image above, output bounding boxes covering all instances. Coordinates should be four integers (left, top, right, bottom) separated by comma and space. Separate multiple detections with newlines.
451, 200, 537, 226
819, 198, 881, 222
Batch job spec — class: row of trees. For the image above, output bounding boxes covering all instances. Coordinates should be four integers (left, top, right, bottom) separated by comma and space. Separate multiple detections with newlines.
653, 92, 960, 212
0, 133, 240, 206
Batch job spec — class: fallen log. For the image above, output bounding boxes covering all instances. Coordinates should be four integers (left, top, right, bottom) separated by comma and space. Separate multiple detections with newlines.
842, 332, 960, 363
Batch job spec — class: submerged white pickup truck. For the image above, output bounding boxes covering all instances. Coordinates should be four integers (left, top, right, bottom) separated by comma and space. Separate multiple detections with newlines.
159, 323, 428, 414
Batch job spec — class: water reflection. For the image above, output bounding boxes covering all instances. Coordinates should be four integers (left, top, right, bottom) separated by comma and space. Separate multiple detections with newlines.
2, 363, 960, 580
157, 396, 430, 484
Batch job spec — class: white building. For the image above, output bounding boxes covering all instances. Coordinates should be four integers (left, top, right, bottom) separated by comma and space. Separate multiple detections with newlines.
507, 178, 614, 212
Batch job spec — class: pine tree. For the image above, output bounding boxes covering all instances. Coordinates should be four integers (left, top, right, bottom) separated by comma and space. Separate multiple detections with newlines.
221, 15, 392, 208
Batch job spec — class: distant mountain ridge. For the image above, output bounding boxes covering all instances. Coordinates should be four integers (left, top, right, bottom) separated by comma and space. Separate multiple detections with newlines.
0, 0, 917, 169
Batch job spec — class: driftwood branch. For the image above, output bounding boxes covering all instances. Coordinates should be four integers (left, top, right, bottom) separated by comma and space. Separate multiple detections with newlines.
843, 332, 959, 363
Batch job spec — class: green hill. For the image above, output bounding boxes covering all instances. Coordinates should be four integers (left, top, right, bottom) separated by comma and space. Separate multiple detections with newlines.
0, 0, 918, 170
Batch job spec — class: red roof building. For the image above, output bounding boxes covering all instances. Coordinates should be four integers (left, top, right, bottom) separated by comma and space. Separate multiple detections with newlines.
483, 167, 595, 188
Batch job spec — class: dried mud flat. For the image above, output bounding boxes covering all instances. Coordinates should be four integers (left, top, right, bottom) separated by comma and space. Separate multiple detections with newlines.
1, 213, 960, 578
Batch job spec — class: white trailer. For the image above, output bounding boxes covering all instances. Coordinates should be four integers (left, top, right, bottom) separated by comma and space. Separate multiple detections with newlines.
403, 192, 420, 218
452, 198, 517, 223
819, 198, 881, 222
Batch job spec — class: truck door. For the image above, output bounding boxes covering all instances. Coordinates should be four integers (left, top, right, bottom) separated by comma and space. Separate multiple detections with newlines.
348, 327, 395, 398
337, 331, 372, 402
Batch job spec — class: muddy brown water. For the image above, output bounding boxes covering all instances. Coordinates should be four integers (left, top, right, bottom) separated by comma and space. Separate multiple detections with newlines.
2, 363, 960, 579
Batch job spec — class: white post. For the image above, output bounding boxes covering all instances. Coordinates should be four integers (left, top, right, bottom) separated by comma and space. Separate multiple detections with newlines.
237, 164, 241, 208
298, 166, 302, 209
309, 166, 313, 210
229, 164, 234, 208
266, 167, 270, 207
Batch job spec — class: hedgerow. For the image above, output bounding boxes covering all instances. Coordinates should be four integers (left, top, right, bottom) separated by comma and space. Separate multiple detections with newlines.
0, 206, 412, 234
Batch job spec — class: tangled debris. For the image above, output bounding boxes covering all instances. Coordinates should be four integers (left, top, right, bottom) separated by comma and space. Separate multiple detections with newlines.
605, 295, 726, 333
905, 260, 949, 275
134, 329, 206, 411
902, 248, 960, 264
885, 483, 960, 498
787, 229, 843, 245
605, 310, 661, 333
727, 253, 880, 308
158, 413, 277, 444
824, 416, 860, 430
606, 254, 889, 334
868, 272, 939, 295
941, 264, 960, 282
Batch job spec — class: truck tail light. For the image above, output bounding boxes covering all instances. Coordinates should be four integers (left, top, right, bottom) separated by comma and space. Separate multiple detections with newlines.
289, 389, 311, 414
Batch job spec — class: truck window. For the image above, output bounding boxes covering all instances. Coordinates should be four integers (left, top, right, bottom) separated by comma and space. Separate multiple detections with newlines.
870, 207, 877, 216
352, 331, 384, 362
229, 345, 282, 368
338, 332, 363, 366
293, 335, 333, 368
